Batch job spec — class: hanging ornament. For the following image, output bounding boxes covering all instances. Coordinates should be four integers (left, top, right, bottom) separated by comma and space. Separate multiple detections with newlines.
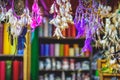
20, 0, 31, 26
17, 0, 31, 55
100, 8, 120, 57
31, 0, 42, 30
74, 0, 102, 53
0, 1, 7, 23
93, 2, 120, 65
4, 0, 30, 55
5, 0, 31, 38
49, 0, 73, 39
5, 0, 21, 37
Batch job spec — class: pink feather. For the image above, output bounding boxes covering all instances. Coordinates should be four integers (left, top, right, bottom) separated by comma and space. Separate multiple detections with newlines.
31, 0, 42, 29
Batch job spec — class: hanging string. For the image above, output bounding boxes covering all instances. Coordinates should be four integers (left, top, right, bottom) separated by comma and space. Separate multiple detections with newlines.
39, 0, 48, 11
34, 0, 38, 3
53, 1, 57, 18
12, 0, 14, 11
12, 0, 21, 19
39, 0, 49, 15
25, 0, 28, 8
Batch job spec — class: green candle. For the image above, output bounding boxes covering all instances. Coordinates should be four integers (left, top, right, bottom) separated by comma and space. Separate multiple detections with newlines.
60, 44, 64, 57
31, 27, 39, 80
6, 61, 12, 80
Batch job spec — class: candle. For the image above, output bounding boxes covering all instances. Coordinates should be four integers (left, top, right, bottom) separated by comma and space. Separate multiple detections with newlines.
3, 23, 10, 54
13, 60, 20, 80
64, 44, 69, 57
31, 27, 39, 80
0, 61, 6, 80
6, 61, 12, 80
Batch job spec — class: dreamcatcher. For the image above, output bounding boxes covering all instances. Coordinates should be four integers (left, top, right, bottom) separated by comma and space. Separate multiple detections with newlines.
5, 0, 30, 54
5, 0, 31, 36
30, 0, 42, 30
74, 0, 102, 53
100, 6, 120, 65
5, 0, 23, 37
49, 0, 73, 39
89, 1, 120, 73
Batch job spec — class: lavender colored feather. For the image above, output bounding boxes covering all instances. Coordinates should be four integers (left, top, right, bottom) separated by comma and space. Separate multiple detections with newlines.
82, 38, 92, 53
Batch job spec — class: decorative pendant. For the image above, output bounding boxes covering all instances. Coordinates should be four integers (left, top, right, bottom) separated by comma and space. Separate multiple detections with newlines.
49, 0, 73, 38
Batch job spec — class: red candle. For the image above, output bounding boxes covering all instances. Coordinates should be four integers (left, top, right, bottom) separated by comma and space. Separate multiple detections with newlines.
13, 60, 20, 80
85, 49, 90, 57
71, 24, 76, 37
0, 61, 6, 80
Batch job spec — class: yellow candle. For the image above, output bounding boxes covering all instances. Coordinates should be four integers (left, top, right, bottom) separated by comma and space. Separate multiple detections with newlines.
3, 23, 10, 54
24, 26, 30, 80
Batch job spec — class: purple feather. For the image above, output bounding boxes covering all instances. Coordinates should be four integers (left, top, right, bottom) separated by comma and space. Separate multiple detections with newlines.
82, 38, 92, 53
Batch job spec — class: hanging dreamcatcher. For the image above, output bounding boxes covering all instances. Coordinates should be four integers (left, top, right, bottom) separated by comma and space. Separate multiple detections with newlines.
99, 5, 120, 65
5, 0, 23, 37
49, 0, 73, 39
74, 0, 101, 53
30, 0, 42, 30
5, 0, 31, 37
5, 0, 30, 54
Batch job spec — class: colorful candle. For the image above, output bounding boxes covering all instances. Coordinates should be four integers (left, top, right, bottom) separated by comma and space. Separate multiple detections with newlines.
64, 44, 69, 57
40, 44, 44, 56
0, 61, 6, 80
55, 43, 60, 56
3, 23, 10, 54
24, 26, 30, 80
19, 61, 23, 80
31, 27, 39, 80
6, 61, 12, 80
60, 44, 64, 57
50, 44, 54, 56
13, 60, 20, 80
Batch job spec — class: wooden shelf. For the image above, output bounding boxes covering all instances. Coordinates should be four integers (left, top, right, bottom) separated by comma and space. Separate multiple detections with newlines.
98, 59, 120, 80
0, 54, 23, 60
39, 37, 85, 44
102, 73, 120, 77
39, 56, 90, 60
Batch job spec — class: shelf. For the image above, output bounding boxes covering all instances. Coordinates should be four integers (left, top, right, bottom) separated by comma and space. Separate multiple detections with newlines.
102, 73, 120, 77
39, 70, 90, 72
39, 37, 85, 44
0, 54, 23, 60
39, 56, 90, 60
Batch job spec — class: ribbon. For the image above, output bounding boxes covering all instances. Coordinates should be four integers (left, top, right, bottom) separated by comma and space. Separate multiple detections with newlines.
12, 0, 14, 11
39, 0, 48, 11
39, 0, 49, 15
12, 0, 21, 19
25, 0, 28, 8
